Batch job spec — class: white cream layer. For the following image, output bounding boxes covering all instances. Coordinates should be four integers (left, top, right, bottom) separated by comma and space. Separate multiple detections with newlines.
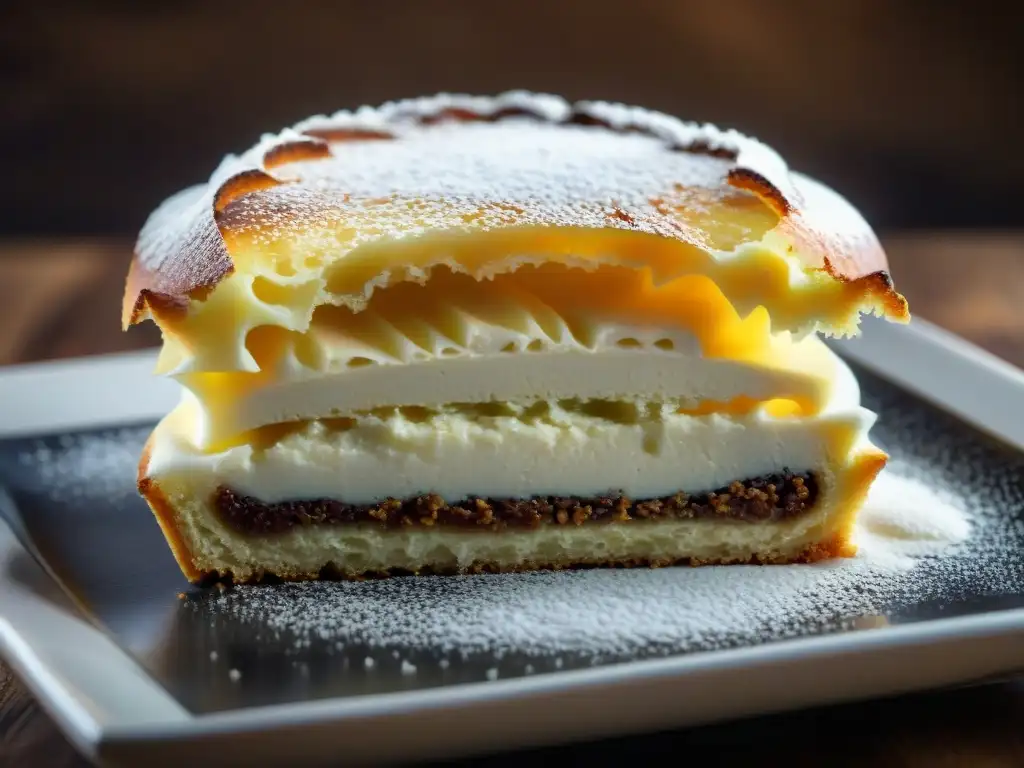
178, 324, 838, 450
147, 348, 872, 505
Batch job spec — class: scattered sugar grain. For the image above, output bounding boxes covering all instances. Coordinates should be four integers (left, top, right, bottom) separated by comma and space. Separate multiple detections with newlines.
16, 429, 149, 504
364, 657, 376, 670
857, 472, 971, 563
13, 368, 1021, 679
228, 669, 241, 682
485, 668, 499, 681
166, 93, 770, 272
204, 467, 1001, 663
209, 651, 218, 661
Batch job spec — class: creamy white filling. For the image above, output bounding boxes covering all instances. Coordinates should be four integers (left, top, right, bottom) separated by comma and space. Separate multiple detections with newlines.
147, 349, 872, 505
179, 324, 837, 450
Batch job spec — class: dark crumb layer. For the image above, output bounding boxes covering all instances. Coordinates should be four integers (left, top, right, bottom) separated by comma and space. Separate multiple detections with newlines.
214, 471, 818, 536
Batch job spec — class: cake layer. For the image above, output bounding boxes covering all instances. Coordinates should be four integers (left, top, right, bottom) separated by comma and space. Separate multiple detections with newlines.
139, 345, 884, 582
141, 458, 884, 583
183, 513, 855, 582
145, 348, 870, 505
214, 471, 819, 535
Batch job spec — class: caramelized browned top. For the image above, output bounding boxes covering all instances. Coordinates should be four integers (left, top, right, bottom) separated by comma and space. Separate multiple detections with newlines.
123, 91, 906, 328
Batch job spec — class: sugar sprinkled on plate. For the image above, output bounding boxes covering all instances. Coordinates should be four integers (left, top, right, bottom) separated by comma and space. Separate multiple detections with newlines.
15, 428, 149, 504
7, 381, 1022, 687
855, 472, 971, 566
200, 463, 990, 662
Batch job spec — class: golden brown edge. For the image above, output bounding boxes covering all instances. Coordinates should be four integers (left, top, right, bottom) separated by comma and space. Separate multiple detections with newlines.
728, 170, 908, 322
137, 434, 204, 583
839, 269, 910, 322
121, 259, 193, 330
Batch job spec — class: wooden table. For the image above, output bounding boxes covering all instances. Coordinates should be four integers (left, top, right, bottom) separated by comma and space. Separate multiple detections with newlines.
0, 235, 1022, 766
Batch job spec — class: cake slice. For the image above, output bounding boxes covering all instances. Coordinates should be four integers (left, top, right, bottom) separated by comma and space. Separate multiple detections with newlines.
123, 91, 909, 583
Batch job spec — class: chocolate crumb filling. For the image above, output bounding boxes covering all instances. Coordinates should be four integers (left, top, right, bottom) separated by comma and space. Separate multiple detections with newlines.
214, 471, 819, 536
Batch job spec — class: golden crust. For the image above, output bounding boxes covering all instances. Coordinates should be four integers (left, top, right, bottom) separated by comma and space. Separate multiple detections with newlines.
137, 435, 204, 582
122, 91, 907, 329
121, 185, 233, 328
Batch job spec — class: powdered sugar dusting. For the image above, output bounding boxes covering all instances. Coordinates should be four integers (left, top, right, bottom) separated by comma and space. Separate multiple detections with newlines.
192, 462, 992, 664
219, 121, 750, 252
856, 472, 971, 566
140, 88, 782, 277
16, 428, 147, 504
131, 90, 881, 319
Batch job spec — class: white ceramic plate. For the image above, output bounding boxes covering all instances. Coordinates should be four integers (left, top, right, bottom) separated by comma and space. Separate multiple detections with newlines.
0, 316, 1022, 768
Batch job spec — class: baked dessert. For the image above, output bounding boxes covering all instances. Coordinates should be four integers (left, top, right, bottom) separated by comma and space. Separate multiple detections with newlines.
123, 91, 909, 583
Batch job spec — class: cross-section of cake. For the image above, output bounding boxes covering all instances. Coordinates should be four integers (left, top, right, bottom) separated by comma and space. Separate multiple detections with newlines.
123, 91, 910, 583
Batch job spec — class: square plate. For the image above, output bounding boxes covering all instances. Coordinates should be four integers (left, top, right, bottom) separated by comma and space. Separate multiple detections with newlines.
0, 317, 1022, 767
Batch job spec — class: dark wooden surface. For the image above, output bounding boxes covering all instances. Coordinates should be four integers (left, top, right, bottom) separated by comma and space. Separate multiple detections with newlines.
3, 1, 1024, 235
0, 234, 1023, 766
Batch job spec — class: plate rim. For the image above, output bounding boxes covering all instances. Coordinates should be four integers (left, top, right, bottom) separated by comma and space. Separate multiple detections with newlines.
0, 317, 1023, 762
